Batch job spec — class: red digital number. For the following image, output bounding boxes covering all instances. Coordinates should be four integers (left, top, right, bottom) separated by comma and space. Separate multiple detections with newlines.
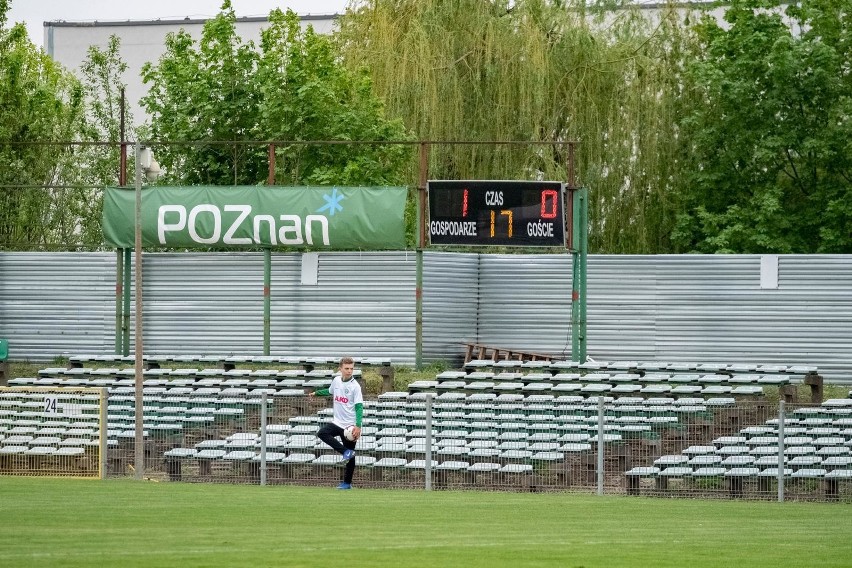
540, 189, 558, 219
462, 188, 468, 218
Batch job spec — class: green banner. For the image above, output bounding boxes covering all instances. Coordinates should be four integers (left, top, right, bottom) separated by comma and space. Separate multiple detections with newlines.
102, 186, 407, 249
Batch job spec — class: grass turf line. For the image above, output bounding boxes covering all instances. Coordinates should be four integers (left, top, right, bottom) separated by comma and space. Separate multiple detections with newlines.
0, 477, 849, 567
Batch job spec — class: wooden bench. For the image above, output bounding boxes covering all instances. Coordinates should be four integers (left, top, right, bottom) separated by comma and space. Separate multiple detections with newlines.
463, 343, 561, 364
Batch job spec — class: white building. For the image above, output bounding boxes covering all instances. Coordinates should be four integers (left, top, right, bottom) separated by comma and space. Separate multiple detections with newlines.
44, 14, 339, 127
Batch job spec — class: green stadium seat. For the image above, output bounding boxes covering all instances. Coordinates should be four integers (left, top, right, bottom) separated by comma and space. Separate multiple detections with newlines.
54, 447, 85, 457
436, 460, 469, 471
355, 455, 377, 467
625, 466, 659, 494
373, 457, 407, 468
722, 455, 756, 467
691, 467, 726, 478
658, 466, 692, 478
530, 451, 562, 462
281, 453, 316, 464
759, 467, 792, 478
404, 459, 438, 470
24, 446, 56, 456
791, 468, 827, 479
467, 462, 501, 473
654, 455, 689, 468
825, 469, 852, 483
312, 454, 345, 466
499, 463, 533, 474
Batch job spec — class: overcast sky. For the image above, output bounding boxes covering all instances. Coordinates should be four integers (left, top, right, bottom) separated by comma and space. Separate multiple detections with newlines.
7, 0, 349, 47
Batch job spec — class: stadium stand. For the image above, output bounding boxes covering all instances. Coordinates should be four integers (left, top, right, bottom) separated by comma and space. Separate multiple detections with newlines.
3, 357, 847, 500
0, 387, 104, 477
456, 360, 823, 402
623, 397, 852, 499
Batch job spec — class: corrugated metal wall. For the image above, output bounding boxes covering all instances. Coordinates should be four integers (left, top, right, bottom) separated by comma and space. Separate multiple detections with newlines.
477, 254, 575, 358
1, 252, 850, 381
0, 252, 115, 358
423, 252, 478, 362
141, 253, 265, 354
269, 252, 416, 358
476, 254, 852, 381
139, 252, 423, 358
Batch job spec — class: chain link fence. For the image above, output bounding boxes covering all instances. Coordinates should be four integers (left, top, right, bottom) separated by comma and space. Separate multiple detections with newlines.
2, 366, 850, 502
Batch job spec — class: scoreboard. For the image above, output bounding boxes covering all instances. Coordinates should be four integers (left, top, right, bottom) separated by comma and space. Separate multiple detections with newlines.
427, 180, 566, 247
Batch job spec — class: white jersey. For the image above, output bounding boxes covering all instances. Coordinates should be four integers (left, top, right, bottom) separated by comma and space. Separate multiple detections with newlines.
329, 375, 363, 428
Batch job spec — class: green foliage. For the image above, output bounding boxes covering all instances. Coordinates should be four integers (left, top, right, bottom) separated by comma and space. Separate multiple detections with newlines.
674, 0, 852, 253
72, 35, 136, 248
0, 0, 133, 251
337, 0, 700, 253
141, 1, 264, 185
141, 1, 411, 190
257, 9, 411, 187
0, 0, 85, 249
4, 0, 849, 253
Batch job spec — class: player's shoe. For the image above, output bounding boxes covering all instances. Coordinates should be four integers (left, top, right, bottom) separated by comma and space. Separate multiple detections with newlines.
337, 482, 352, 490
342, 449, 356, 462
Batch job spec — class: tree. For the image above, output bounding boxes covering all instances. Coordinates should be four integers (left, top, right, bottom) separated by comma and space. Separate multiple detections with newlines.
336, 0, 698, 253
256, 8, 410, 186
0, 0, 86, 249
69, 35, 135, 248
673, 0, 852, 253
0, 0, 133, 250
141, 1, 263, 185
141, 1, 410, 188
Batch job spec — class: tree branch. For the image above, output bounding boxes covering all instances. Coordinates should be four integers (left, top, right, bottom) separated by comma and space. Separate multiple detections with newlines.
784, 148, 808, 195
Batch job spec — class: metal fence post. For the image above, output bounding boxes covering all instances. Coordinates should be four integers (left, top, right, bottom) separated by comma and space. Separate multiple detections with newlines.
424, 394, 433, 491
260, 393, 268, 486
597, 397, 605, 496
133, 142, 144, 481
777, 400, 785, 503
99, 387, 108, 479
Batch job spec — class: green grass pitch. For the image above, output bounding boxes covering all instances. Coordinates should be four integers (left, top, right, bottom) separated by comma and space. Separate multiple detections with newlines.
0, 477, 849, 567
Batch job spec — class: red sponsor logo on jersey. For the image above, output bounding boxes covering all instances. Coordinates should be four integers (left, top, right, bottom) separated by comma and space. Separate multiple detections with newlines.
335, 395, 349, 403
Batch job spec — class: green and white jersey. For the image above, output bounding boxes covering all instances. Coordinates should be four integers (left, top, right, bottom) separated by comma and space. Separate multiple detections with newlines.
329, 375, 363, 428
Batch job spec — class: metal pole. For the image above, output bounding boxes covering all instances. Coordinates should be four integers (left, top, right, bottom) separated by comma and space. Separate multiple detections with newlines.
571, 184, 583, 362
597, 396, 605, 495
115, 251, 123, 355
116, 89, 127, 356
571, 249, 580, 362
424, 393, 433, 491
123, 248, 131, 356
415, 143, 429, 370
263, 250, 271, 356
578, 187, 588, 362
777, 400, 785, 502
133, 142, 144, 480
263, 145, 274, 356
567, 142, 576, 190
260, 393, 268, 486
119, 87, 127, 188
99, 387, 108, 479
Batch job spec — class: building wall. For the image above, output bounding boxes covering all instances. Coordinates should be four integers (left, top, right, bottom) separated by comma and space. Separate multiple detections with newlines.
45, 14, 338, 128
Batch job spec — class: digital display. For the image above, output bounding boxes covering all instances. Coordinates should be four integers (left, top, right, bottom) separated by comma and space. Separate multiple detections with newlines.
427, 180, 566, 247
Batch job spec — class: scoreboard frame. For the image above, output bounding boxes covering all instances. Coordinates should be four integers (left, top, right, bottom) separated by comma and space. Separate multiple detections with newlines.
427, 180, 567, 247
